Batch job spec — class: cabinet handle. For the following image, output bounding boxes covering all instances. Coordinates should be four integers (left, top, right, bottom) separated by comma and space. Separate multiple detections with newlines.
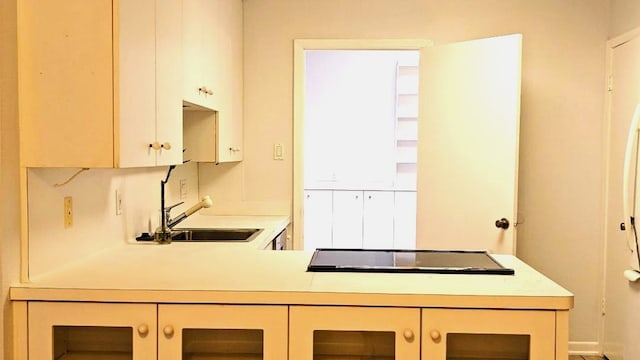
149, 142, 161, 150
402, 328, 415, 341
199, 86, 214, 96
429, 329, 441, 342
163, 325, 175, 338
161, 142, 172, 150
137, 324, 149, 337
229, 147, 241, 152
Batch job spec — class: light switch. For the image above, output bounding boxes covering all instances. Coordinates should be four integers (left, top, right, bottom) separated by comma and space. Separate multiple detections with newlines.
273, 143, 284, 160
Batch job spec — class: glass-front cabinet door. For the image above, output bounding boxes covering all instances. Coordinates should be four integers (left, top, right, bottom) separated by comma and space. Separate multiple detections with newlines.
158, 304, 288, 360
422, 308, 556, 360
289, 305, 420, 360
28, 301, 157, 360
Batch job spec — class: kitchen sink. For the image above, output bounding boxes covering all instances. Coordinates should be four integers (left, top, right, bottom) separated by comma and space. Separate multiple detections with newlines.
170, 228, 263, 242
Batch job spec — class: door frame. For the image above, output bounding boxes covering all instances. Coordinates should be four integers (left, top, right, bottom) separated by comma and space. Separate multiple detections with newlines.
292, 39, 432, 250
601, 26, 640, 360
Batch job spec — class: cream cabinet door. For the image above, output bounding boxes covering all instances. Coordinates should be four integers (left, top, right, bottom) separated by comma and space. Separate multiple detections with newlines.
422, 308, 556, 360
290, 306, 420, 360
182, 0, 243, 163
118, 0, 183, 168
18, 0, 183, 168
158, 304, 288, 360
28, 302, 157, 359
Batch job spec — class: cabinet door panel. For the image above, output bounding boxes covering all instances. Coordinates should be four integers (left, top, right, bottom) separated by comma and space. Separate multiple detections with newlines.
18, 0, 114, 167
422, 308, 555, 360
117, 0, 157, 167
363, 191, 395, 249
155, 0, 183, 166
332, 191, 364, 248
394, 191, 417, 249
28, 302, 157, 360
290, 306, 420, 360
158, 304, 288, 360
304, 190, 333, 250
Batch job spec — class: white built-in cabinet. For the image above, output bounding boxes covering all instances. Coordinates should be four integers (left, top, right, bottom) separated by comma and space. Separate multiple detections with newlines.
331, 191, 365, 248
18, 0, 183, 168
182, 0, 243, 163
303, 190, 334, 249
303, 189, 416, 250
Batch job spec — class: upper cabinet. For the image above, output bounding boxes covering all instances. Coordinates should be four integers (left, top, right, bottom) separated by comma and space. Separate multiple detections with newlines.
18, 0, 183, 168
183, 0, 243, 163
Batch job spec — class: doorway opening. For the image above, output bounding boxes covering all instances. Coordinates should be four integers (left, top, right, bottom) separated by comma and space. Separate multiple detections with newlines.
292, 40, 432, 251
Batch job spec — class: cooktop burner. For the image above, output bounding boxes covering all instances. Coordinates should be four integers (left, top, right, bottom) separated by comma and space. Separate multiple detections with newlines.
307, 249, 514, 275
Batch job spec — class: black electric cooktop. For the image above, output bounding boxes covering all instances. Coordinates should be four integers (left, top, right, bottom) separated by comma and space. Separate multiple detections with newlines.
307, 249, 514, 275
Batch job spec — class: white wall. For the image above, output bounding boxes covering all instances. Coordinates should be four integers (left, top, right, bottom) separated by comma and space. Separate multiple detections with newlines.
26, 163, 198, 278
213, 0, 607, 346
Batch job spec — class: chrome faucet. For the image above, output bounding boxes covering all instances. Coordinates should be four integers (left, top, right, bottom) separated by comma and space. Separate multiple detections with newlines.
155, 165, 213, 244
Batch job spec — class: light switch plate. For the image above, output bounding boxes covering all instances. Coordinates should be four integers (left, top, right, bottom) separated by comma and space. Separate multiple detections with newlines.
273, 143, 284, 160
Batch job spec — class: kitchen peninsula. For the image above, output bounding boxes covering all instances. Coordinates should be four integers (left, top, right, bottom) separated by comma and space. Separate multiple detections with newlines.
10, 215, 573, 360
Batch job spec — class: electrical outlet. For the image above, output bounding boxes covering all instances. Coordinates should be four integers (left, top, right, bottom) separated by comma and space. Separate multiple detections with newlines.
115, 189, 123, 215
180, 179, 188, 200
64, 196, 73, 228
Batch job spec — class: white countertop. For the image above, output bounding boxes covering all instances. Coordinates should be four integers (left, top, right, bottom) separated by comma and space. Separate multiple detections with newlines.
11, 215, 573, 311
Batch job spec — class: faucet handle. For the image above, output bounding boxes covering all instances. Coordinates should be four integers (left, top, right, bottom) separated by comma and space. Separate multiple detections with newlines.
164, 201, 184, 212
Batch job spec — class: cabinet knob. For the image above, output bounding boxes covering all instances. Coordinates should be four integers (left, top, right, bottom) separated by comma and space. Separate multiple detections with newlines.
137, 324, 149, 337
149, 142, 161, 150
163, 325, 175, 338
402, 328, 415, 341
161, 142, 172, 150
199, 86, 214, 96
429, 329, 441, 342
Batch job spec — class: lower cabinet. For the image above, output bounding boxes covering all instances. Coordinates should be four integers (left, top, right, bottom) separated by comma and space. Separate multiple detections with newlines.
158, 304, 288, 360
28, 302, 157, 359
23, 302, 561, 360
27, 302, 287, 360
422, 308, 556, 360
290, 306, 557, 360
289, 306, 421, 360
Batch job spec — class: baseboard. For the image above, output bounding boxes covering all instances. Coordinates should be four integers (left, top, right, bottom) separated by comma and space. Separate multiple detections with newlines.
569, 341, 601, 356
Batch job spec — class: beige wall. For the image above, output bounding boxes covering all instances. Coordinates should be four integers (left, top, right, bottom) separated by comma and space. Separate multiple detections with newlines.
610, 0, 640, 37
0, 0, 21, 357
217, 0, 608, 346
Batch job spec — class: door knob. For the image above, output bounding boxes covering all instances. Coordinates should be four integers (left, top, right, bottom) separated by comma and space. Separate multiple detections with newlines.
495, 218, 510, 229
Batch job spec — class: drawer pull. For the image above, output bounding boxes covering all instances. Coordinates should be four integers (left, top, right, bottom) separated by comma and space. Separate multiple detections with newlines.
163, 325, 175, 338
429, 329, 441, 342
137, 324, 149, 337
402, 328, 415, 341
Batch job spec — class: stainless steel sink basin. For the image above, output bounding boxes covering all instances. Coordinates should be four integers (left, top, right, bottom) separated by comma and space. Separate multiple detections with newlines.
170, 228, 263, 242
